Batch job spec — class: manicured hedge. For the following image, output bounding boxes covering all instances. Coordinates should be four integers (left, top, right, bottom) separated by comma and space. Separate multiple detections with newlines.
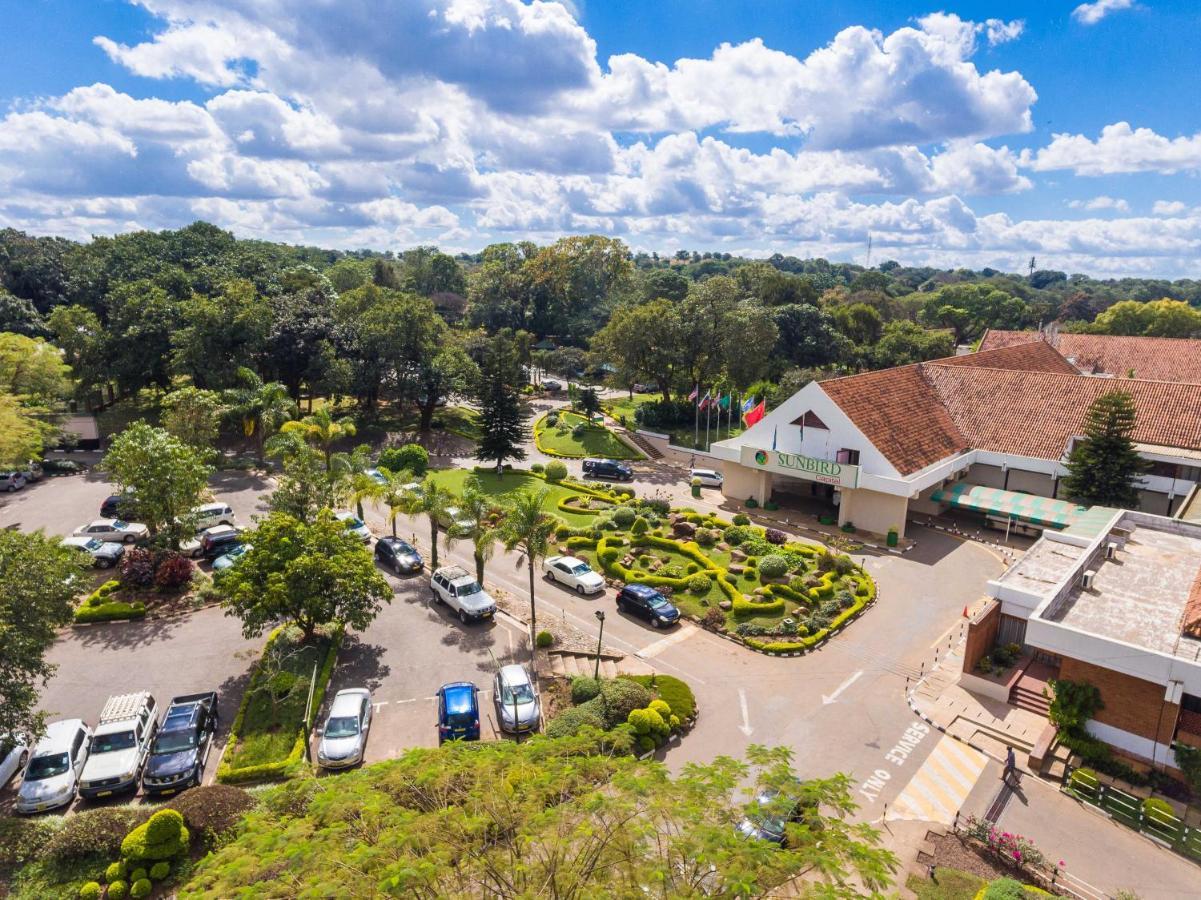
621, 674, 696, 721
74, 580, 147, 623
217, 626, 343, 784
742, 570, 875, 654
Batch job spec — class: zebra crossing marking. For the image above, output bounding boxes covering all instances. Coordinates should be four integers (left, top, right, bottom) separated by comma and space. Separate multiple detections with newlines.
887, 734, 988, 824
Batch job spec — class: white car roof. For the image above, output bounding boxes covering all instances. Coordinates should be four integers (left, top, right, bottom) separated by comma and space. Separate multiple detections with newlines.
691, 468, 720, 477
329, 689, 370, 717
555, 556, 587, 568
34, 719, 85, 754
202, 524, 238, 537
498, 665, 532, 687
194, 502, 228, 512
61, 536, 93, 548
88, 518, 121, 528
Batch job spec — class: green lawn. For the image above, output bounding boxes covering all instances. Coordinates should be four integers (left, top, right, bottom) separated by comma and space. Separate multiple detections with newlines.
427, 468, 599, 526
356, 404, 482, 443
601, 392, 658, 426
223, 636, 330, 772
535, 411, 640, 459
906, 869, 987, 900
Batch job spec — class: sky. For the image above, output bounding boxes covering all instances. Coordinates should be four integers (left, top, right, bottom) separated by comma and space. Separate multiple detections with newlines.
1, 0, 1200, 277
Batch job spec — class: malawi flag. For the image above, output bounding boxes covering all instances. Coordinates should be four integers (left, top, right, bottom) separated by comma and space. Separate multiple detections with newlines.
743, 399, 766, 427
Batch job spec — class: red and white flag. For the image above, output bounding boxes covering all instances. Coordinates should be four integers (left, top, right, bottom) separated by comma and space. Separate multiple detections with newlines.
743, 399, 766, 427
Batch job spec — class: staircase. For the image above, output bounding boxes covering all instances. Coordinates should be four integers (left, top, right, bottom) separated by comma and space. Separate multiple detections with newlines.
1008, 680, 1052, 716
623, 430, 663, 460
548, 649, 622, 679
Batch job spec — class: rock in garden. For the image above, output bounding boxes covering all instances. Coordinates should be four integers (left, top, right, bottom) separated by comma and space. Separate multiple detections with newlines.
730, 548, 746, 561
672, 521, 696, 538
718, 600, 732, 611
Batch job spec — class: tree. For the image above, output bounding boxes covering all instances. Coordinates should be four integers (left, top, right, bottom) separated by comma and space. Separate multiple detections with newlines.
171, 280, 270, 389
497, 487, 556, 664
445, 476, 497, 584
160, 386, 224, 453
0, 333, 72, 405
721, 303, 779, 388
577, 386, 601, 419
0, 292, 46, 336
223, 367, 295, 462
103, 280, 181, 392
591, 299, 684, 402
47, 305, 105, 392
268, 445, 335, 524
0, 530, 81, 742
219, 511, 391, 641
181, 739, 897, 897
475, 336, 528, 473
102, 423, 213, 547
918, 283, 1029, 343
639, 268, 690, 303
0, 393, 48, 465
415, 343, 478, 432
411, 475, 452, 571
772, 304, 850, 370
1093, 298, 1201, 338
871, 321, 955, 368
1062, 391, 1150, 508
276, 408, 356, 473
377, 467, 419, 538
831, 303, 883, 346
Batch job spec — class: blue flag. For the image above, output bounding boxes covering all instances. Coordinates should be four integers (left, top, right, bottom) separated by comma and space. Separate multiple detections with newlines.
741, 395, 755, 414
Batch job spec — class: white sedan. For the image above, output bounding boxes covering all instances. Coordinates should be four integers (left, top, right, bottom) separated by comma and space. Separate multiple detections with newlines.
0, 733, 28, 788
334, 511, 372, 543
543, 555, 606, 594
73, 518, 149, 544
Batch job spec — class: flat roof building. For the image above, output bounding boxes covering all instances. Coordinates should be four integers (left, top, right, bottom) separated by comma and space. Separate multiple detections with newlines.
710, 342, 1201, 539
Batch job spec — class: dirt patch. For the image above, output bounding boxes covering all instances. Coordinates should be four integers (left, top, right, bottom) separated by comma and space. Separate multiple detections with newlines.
917, 832, 1068, 896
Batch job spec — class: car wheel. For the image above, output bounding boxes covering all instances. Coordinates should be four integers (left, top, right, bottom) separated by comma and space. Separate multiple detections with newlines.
616, 599, 626, 613
124, 534, 136, 544
576, 584, 585, 595
431, 590, 441, 604
459, 609, 469, 625
394, 562, 403, 576
98, 559, 112, 569
651, 616, 662, 629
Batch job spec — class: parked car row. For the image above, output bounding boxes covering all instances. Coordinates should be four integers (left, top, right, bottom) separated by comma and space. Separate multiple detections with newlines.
8, 691, 218, 814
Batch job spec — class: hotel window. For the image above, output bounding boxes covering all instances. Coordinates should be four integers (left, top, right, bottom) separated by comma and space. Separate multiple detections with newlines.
1148, 461, 1179, 479
835, 448, 860, 465
1179, 465, 1201, 482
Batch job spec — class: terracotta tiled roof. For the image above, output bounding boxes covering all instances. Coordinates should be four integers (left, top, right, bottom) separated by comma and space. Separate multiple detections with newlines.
818, 341, 1201, 475
1183, 568, 1201, 639
820, 365, 968, 476
978, 330, 1201, 383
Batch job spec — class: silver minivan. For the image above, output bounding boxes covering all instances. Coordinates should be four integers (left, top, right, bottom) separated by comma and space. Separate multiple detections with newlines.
493, 665, 540, 734
0, 471, 27, 492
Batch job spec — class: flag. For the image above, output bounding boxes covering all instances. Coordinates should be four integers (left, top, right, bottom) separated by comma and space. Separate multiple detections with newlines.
771, 426, 778, 450
718, 393, 730, 410
741, 395, 755, 414
687, 384, 698, 402
698, 390, 711, 409
744, 399, 766, 427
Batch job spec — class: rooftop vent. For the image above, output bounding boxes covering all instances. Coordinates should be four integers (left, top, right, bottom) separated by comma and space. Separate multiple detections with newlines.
1082, 569, 1097, 590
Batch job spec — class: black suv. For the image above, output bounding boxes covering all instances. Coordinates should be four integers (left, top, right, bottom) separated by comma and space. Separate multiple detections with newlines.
582, 458, 633, 481
375, 536, 423, 575
142, 692, 218, 796
616, 583, 680, 628
100, 492, 136, 519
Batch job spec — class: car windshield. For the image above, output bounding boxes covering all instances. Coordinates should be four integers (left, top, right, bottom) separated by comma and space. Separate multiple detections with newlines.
500, 682, 535, 705
456, 581, 482, 597
646, 593, 670, 609
152, 731, 196, 754
110, 520, 129, 529
396, 543, 416, 555
343, 517, 364, 529
92, 730, 136, 753
26, 752, 69, 780
570, 563, 591, 575
85, 538, 104, 551
324, 716, 360, 738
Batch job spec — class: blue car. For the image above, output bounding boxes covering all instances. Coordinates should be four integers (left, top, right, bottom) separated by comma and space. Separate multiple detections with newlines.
616, 583, 680, 628
212, 543, 251, 572
436, 682, 480, 744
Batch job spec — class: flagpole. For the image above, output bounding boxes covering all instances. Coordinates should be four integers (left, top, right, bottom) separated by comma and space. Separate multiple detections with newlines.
705, 394, 711, 451
693, 383, 699, 449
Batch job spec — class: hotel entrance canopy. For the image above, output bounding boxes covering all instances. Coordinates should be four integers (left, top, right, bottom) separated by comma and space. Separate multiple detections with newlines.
930, 482, 1095, 530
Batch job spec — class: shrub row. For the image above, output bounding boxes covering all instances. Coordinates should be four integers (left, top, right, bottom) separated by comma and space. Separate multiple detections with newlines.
74, 580, 147, 624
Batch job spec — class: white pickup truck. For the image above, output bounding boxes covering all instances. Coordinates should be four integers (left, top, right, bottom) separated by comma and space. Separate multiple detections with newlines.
430, 565, 497, 625
78, 692, 157, 800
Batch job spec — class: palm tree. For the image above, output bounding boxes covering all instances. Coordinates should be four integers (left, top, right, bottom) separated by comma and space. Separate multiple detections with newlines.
377, 467, 417, 538
445, 476, 498, 584
223, 367, 295, 462
344, 445, 379, 520
411, 475, 452, 570
277, 407, 357, 472
497, 487, 556, 668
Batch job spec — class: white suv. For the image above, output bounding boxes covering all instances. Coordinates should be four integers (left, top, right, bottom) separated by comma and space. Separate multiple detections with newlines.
79, 692, 156, 800
431, 566, 497, 624
189, 502, 237, 531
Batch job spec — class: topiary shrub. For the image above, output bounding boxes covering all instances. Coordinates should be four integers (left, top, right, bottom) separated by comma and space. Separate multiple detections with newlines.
594, 678, 653, 728
149, 862, 170, 881
612, 506, 636, 527
631, 516, 649, 535
544, 461, 568, 482
764, 528, 787, 545
120, 809, 189, 862
79, 883, 102, 900
130, 878, 152, 899
106, 861, 126, 883
129, 867, 148, 883
545, 703, 606, 738
154, 553, 194, 591
530, 462, 545, 473
732, 513, 750, 526
1142, 797, 1176, 821
687, 573, 712, 595
535, 630, 554, 648
120, 549, 157, 587
570, 676, 602, 704
108, 881, 128, 900
165, 785, 256, 849
45, 807, 152, 864
571, 422, 587, 439
758, 554, 790, 579
378, 443, 429, 477
694, 527, 718, 547
722, 525, 751, 545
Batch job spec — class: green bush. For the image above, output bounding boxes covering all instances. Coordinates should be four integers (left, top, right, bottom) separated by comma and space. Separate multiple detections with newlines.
106, 861, 127, 883
130, 867, 148, 883
79, 882, 102, 900
570, 676, 602, 704
535, 630, 554, 648
165, 784, 257, 849
687, 573, 712, 595
592, 678, 653, 728
631, 516, 649, 535
130, 878, 152, 899
722, 525, 751, 545
108, 881, 128, 900
545, 703, 606, 738
74, 578, 147, 623
530, 462, 544, 473
120, 809, 189, 862
544, 461, 568, 482
694, 527, 719, 547
758, 554, 790, 579
732, 513, 750, 526
1142, 797, 1176, 821
149, 862, 171, 881
612, 506, 636, 527
0, 816, 61, 869
1068, 767, 1098, 791
378, 443, 429, 477
45, 808, 152, 863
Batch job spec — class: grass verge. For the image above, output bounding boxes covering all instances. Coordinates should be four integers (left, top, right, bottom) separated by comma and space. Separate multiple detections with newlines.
534, 411, 641, 459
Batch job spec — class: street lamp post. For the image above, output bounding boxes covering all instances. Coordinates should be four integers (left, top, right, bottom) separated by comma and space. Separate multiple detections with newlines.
593, 610, 606, 681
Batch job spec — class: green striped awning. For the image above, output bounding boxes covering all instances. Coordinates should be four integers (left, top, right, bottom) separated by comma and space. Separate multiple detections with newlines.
929, 482, 1093, 530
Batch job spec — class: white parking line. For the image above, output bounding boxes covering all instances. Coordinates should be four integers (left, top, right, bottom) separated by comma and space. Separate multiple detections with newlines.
635, 624, 700, 660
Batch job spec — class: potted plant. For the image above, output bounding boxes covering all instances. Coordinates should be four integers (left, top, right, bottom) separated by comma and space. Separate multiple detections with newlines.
746, 497, 759, 508
690, 476, 702, 498
887, 526, 899, 547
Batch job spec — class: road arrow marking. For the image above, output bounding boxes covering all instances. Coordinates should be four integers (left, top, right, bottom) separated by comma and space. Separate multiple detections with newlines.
822, 670, 864, 705
738, 688, 753, 736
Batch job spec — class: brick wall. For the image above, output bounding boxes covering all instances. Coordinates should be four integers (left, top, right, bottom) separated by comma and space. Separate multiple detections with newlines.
1057, 656, 1180, 746
963, 599, 1000, 673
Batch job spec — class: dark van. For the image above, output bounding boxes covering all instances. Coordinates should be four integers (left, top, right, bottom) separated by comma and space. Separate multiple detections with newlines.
582, 458, 633, 482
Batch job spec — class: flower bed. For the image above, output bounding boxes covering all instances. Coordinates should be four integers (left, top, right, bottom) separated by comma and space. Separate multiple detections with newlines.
217, 625, 342, 784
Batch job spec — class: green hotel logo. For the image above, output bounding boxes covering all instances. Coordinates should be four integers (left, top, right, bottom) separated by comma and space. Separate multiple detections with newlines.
754, 450, 768, 465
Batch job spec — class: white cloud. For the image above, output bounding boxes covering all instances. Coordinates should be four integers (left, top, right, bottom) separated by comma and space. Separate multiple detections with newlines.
1153, 200, 1188, 215
1026, 123, 1201, 175
983, 19, 1025, 46
1072, 0, 1136, 26
94, 22, 255, 86
1067, 196, 1130, 212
